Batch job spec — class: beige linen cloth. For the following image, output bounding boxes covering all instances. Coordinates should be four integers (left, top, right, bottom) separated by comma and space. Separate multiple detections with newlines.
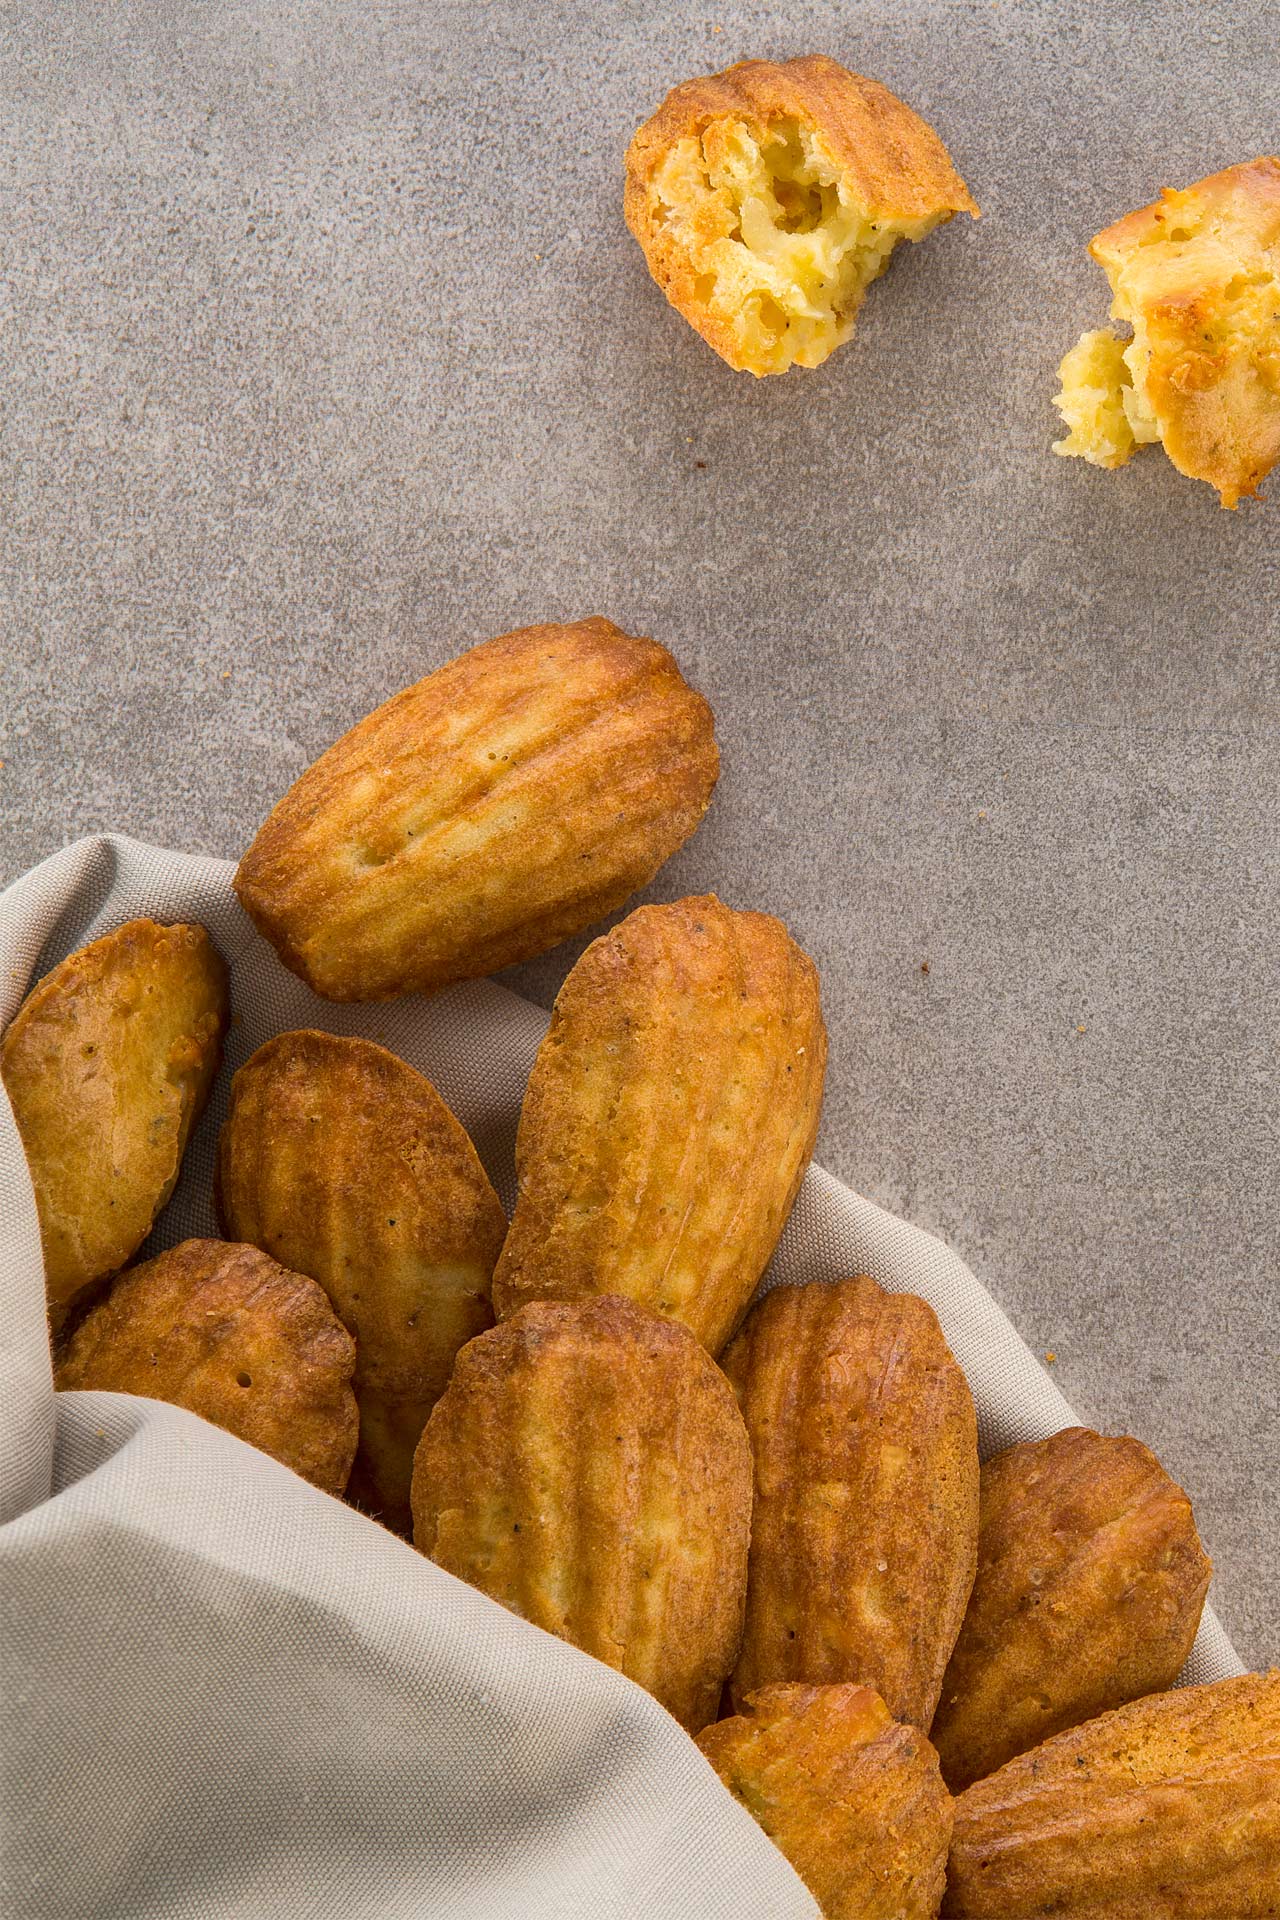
0, 835, 1242, 1920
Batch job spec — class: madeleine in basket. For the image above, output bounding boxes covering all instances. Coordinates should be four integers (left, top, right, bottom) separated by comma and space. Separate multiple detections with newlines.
1, 918, 227, 1332
217, 1028, 507, 1532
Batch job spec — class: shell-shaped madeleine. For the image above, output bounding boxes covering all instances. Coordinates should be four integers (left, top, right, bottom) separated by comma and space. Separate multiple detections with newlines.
932, 1426, 1212, 1790
233, 619, 718, 1002
625, 55, 976, 375
216, 1030, 507, 1531
491, 895, 826, 1355
723, 1276, 978, 1728
697, 1683, 953, 1920
411, 1295, 752, 1731
944, 1670, 1280, 1919
56, 1239, 358, 1494
1, 919, 228, 1330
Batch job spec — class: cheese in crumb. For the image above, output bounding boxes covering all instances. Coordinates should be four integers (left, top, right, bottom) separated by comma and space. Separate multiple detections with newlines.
651, 118, 944, 376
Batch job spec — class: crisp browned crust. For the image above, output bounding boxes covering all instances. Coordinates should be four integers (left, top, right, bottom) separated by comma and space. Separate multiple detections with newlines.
722, 1276, 978, 1728
932, 1426, 1212, 1790
625, 55, 976, 374
490, 894, 826, 1355
627, 57, 977, 226
944, 1669, 1280, 1918
410, 1295, 752, 1731
1, 919, 229, 1330
56, 1238, 359, 1495
1090, 156, 1280, 506
233, 619, 718, 1002
697, 1682, 953, 1920
215, 1029, 507, 1531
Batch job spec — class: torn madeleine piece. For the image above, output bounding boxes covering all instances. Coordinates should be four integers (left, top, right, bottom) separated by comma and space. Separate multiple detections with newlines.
216, 1030, 507, 1532
234, 618, 718, 1002
491, 894, 826, 1356
410, 1295, 752, 1732
944, 1669, 1280, 1919
697, 1683, 953, 1920
56, 1239, 359, 1495
1, 919, 229, 1331
624, 55, 977, 375
931, 1426, 1212, 1791
1054, 156, 1280, 506
723, 1276, 978, 1729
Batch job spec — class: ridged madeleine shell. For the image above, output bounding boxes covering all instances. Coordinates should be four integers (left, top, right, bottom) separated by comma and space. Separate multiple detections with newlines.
628, 55, 977, 230
1, 919, 228, 1330
944, 1669, 1280, 1919
932, 1426, 1212, 1790
722, 1275, 978, 1727
410, 1295, 752, 1731
233, 618, 718, 1001
56, 1239, 358, 1495
624, 56, 976, 375
697, 1682, 953, 1920
491, 894, 826, 1354
216, 1029, 507, 1531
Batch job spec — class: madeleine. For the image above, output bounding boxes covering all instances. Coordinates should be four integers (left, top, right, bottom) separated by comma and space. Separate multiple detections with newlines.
698, 1683, 952, 1920
217, 1029, 507, 1530
491, 894, 826, 1355
56, 1239, 358, 1495
944, 1670, 1280, 1918
1054, 156, 1280, 506
411, 1295, 752, 1731
723, 1275, 978, 1728
234, 619, 718, 1001
1, 919, 228, 1330
932, 1426, 1211, 1790
625, 55, 976, 374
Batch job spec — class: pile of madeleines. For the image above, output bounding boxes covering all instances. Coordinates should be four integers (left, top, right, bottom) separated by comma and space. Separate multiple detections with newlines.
3, 615, 1276, 1919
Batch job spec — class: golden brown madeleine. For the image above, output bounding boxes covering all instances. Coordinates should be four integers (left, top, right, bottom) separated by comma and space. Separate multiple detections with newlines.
944, 1669, 1280, 1919
932, 1426, 1212, 1791
723, 1276, 978, 1728
1054, 157, 1280, 506
411, 1295, 752, 1730
1, 919, 228, 1330
234, 618, 718, 1002
697, 1683, 953, 1920
216, 1029, 506, 1530
490, 894, 826, 1354
625, 55, 976, 375
56, 1239, 358, 1494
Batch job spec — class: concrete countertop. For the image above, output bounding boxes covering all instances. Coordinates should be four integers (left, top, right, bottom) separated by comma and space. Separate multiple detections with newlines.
2, 0, 1276, 1666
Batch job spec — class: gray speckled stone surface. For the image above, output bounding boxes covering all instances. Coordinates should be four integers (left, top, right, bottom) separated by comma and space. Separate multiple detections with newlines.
2, 0, 1276, 1667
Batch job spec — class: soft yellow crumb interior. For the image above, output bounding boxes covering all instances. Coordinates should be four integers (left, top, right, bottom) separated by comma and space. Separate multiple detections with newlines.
650, 117, 944, 375
1053, 324, 1160, 468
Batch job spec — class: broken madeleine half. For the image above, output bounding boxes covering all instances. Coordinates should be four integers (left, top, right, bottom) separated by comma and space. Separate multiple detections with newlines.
1, 919, 229, 1331
932, 1426, 1211, 1791
411, 1295, 752, 1732
56, 1239, 359, 1495
216, 1030, 507, 1533
1054, 156, 1280, 506
624, 54, 977, 375
697, 1683, 953, 1920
